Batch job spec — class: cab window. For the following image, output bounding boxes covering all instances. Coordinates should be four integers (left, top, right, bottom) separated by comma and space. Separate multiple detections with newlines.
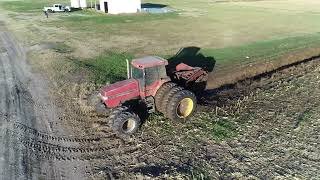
132, 67, 143, 80
145, 66, 161, 86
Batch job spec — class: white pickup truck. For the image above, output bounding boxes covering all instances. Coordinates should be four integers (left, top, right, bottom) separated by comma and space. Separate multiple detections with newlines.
44, 4, 71, 12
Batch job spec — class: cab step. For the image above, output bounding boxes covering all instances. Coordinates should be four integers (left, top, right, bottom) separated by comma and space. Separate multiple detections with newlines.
145, 97, 156, 113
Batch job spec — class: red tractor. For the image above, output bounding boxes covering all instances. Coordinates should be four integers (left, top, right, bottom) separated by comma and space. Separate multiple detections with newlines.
98, 56, 208, 136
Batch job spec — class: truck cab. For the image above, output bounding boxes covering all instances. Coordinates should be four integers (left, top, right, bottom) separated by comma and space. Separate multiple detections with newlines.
54, 4, 63, 10
44, 4, 71, 12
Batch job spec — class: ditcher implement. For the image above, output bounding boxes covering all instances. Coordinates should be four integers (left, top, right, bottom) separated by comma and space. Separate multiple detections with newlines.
98, 56, 208, 136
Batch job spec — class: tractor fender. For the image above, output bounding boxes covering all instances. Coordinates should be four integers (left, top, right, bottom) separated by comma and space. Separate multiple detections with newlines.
146, 79, 170, 97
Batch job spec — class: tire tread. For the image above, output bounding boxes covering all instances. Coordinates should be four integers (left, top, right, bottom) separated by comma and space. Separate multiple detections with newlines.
162, 86, 185, 117
155, 82, 177, 113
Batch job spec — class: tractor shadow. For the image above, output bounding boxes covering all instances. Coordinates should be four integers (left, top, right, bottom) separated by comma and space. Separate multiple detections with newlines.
168, 46, 216, 73
167, 46, 216, 93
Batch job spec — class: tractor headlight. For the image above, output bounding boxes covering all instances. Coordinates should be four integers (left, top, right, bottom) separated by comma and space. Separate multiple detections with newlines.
99, 93, 109, 101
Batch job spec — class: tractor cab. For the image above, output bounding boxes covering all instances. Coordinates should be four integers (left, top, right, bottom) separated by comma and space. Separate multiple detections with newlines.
130, 56, 169, 97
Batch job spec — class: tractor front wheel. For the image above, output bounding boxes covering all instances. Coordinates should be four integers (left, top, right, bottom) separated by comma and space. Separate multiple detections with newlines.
166, 90, 197, 121
109, 107, 141, 137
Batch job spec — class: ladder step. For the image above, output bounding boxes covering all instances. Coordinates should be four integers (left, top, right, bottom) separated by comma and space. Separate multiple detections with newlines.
146, 97, 155, 113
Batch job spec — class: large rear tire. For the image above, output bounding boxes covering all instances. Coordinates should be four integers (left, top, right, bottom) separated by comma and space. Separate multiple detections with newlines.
154, 82, 177, 113
109, 107, 141, 137
162, 86, 185, 117
166, 90, 197, 121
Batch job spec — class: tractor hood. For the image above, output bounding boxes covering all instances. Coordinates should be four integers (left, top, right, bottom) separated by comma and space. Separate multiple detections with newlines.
100, 79, 140, 108
101, 79, 139, 97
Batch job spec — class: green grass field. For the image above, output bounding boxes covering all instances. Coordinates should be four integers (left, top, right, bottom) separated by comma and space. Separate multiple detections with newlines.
1, 0, 320, 84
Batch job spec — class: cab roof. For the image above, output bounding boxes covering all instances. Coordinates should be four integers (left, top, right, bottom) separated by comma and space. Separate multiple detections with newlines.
131, 56, 168, 69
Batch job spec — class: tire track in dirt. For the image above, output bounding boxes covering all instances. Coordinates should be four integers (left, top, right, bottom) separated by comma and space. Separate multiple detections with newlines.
0, 39, 33, 179
0, 26, 90, 179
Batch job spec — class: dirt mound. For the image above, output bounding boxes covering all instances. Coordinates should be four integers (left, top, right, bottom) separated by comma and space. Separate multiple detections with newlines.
207, 47, 320, 89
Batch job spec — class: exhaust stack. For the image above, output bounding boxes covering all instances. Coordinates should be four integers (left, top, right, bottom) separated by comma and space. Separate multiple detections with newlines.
126, 59, 130, 79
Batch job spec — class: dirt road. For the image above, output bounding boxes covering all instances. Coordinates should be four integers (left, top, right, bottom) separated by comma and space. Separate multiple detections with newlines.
0, 27, 89, 179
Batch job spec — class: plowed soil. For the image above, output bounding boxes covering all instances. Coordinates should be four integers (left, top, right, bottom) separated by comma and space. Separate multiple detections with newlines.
53, 50, 320, 179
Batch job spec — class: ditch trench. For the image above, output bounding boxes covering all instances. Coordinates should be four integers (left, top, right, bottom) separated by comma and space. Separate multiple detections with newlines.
200, 54, 320, 110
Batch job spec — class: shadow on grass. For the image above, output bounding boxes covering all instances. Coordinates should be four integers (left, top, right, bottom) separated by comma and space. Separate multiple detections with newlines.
168, 46, 216, 93
141, 3, 167, 8
70, 8, 83, 12
168, 46, 216, 72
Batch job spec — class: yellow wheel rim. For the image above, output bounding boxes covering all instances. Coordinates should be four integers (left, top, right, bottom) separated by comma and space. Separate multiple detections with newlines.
176, 98, 194, 118
122, 118, 136, 133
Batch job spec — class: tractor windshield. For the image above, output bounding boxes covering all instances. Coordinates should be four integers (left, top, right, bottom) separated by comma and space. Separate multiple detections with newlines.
131, 66, 144, 80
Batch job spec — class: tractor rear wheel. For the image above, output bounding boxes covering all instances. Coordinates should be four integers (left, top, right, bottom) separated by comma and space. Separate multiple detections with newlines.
162, 85, 185, 117
166, 90, 197, 121
155, 82, 177, 113
109, 107, 141, 137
